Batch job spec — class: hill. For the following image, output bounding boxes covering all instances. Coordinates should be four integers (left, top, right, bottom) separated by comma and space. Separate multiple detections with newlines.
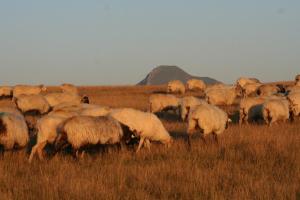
138, 65, 220, 85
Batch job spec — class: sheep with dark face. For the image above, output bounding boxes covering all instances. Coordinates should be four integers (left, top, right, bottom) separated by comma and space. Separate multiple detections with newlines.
109, 108, 172, 152
0, 112, 29, 150
56, 115, 125, 157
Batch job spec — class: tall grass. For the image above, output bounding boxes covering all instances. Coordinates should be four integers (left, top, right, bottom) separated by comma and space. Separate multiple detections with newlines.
0, 86, 299, 200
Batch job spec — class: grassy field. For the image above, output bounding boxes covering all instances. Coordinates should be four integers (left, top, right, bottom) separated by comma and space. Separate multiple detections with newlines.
0, 85, 299, 200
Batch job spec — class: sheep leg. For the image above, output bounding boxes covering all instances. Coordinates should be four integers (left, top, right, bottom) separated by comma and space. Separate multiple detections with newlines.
28, 143, 40, 163
37, 141, 47, 161
187, 135, 192, 149
136, 137, 145, 153
200, 135, 207, 145
212, 133, 218, 144
144, 139, 151, 151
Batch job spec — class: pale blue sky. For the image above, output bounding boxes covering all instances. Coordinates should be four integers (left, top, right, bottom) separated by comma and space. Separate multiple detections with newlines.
0, 1, 299, 85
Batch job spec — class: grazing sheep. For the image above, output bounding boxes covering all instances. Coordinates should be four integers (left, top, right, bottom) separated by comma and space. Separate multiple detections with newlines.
287, 92, 300, 118
13, 84, 46, 99
239, 97, 266, 124
149, 94, 180, 114
44, 92, 82, 108
262, 99, 290, 125
109, 108, 172, 152
16, 94, 51, 114
257, 84, 280, 96
242, 82, 262, 97
56, 116, 125, 156
236, 77, 260, 89
180, 96, 208, 121
60, 83, 79, 94
28, 115, 67, 162
186, 79, 206, 91
0, 112, 29, 150
187, 104, 229, 145
205, 86, 241, 106
0, 86, 13, 98
167, 80, 185, 94
80, 106, 111, 117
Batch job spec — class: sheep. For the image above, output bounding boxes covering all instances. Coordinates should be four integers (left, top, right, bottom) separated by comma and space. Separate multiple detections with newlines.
0, 112, 29, 150
109, 108, 172, 152
167, 80, 185, 94
44, 92, 83, 108
257, 84, 280, 96
295, 74, 300, 82
16, 94, 51, 114
28, 115, 67, 162
13, 84, 46, 100
285, 85, 300, 94
187, 104, 229, 145
239, 95, 285, 124
80, 106, 111, 117
0, 86, 13, 98
239, 97, 266, 124
56, 115, 125, 157
236, 77, 260, 89
287, 92, 300, 118
180, 96, 208, 121
0, 107, 24, 119
60, 83, 79, 94
186, 79, 206, 91
205, 86, 241, 106
149, 94, 180, 114
262, 99, 290, 125
242, 82, 262, 97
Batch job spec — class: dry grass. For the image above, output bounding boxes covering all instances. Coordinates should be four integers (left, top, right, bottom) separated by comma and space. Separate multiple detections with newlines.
0, 86, 299, 200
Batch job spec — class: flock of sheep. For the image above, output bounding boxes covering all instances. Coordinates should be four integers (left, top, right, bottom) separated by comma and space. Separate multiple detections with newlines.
0, 74, 300, 163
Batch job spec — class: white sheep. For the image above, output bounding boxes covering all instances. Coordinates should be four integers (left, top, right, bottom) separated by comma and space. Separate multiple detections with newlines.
239, 96, 266, 124
262, 99, 290, 125
60, 83, 79, 94
287, 92, 300, 118
13, 84, 46, 100
257, 84, 280, 96
16, 94, 51, 114
80, 106, 111, 117
44, 92, 82, 108
236, 77, 260, 89
187, 104, 229, 145
242, 82, 262, 97
109, 108, 172, 152
0, 86, 13, 98
0, 112, 29, 150
56, 115, 125, 157
167, 80, 185, 94
205, 86, 241, 106
28, 115, 67, 162
186, 79, 206, 91
149, 94, 180, 113
180, 96, 208, 121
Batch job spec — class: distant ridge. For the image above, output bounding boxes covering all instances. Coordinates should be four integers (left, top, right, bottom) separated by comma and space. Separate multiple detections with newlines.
138, 65, 220, 85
